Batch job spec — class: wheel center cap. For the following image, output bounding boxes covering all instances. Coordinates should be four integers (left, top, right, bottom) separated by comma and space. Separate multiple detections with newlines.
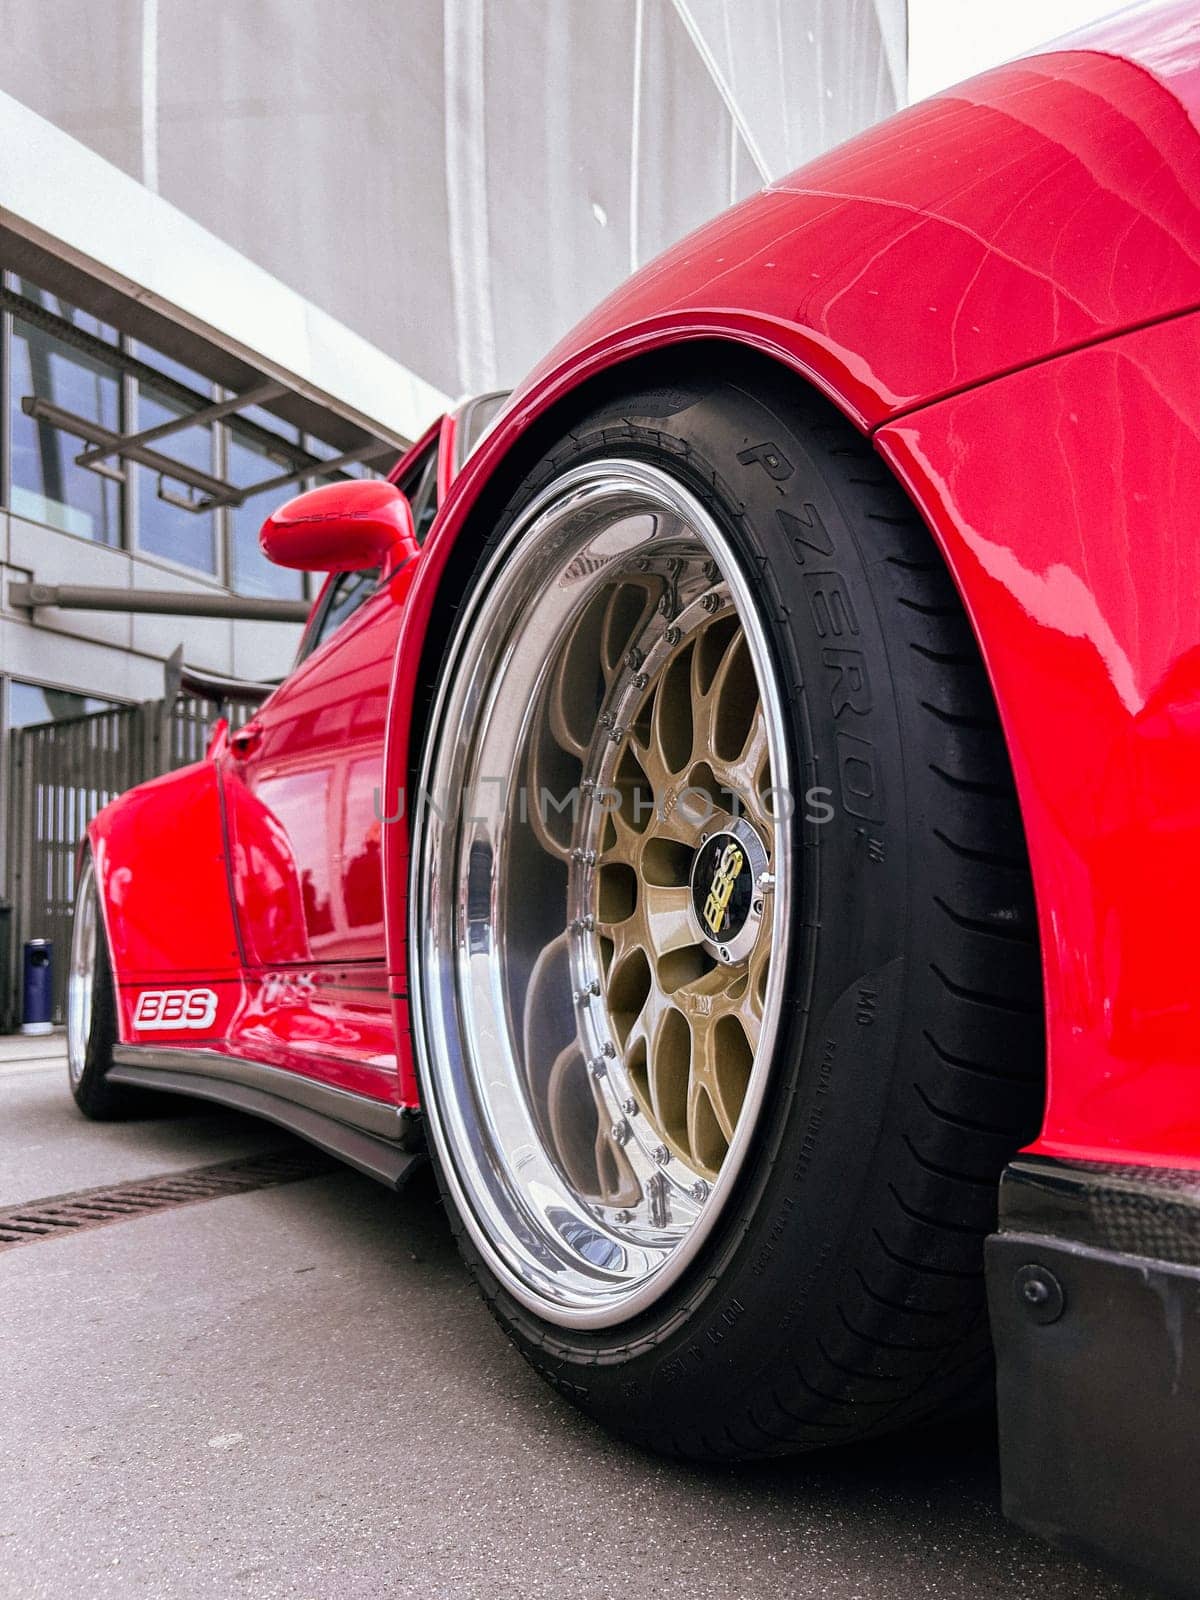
689, 817, 769, 965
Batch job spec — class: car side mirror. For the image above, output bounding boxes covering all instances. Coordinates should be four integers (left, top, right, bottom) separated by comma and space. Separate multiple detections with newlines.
259, 479, 418, 573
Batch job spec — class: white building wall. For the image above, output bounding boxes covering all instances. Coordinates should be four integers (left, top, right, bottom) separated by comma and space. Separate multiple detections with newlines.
0, 0, 905, 768
0, 0, 905, 397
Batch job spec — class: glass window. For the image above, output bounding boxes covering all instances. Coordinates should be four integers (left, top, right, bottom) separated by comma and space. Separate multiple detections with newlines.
134, 372, 218, 575
228, 419, 304, 600
11, 277, 118, 344
308, 569, 379, 655
9, 319, 122, 542
305, 433, 374, 481
8, 680, 121, 729
457, 390, 510, 465
401, 442, 439, 544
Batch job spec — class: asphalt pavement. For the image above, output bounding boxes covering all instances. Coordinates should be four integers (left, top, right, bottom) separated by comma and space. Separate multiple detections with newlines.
0, 1039, 1157, 1599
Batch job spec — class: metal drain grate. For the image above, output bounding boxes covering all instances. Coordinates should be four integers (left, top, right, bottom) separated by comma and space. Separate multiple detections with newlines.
0, 1148, 340, 1251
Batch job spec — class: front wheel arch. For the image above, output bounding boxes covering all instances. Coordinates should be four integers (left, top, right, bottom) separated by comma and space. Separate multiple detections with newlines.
408, 366, 1046, 1457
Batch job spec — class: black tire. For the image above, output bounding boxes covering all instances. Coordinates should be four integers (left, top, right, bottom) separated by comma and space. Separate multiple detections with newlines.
420, 362, 1043, 1458
68, 854, 139, 1121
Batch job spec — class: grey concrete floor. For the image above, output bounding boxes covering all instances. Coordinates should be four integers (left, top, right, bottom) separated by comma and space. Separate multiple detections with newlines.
0, 1049, 1154, 1600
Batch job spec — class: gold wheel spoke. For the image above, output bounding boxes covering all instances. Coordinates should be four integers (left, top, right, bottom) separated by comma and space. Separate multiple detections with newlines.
688, 619, 741, 757
732, 706, 769, 802
689, 1027, 736, 1146
647, 662, 690, 785
599, 800, 645, 865
584, 578, 777, 1183
678, 967, 755, 1161
596, 878, 647, 974
650, 796, 707, 848
599, 578, 657, 685
547, 686, 590, 762
642, 883, 695, 956
626, 982, 678, 1133
745, 942, 770, 1052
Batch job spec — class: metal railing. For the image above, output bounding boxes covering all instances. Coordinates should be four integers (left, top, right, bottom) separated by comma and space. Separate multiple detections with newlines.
5, 695, 254, 1024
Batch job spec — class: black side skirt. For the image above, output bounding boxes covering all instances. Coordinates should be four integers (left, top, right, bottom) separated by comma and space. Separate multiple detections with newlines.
109, 1045, 424, 1191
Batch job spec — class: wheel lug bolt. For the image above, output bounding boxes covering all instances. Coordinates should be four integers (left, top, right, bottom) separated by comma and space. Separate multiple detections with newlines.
589, 1056, 608, 1078
612, 1120, 631, 1146
665, 627, 681, 645
622, 1097, 638, 1116
690, 1179, 709, 1202
701, 593, 720, 612
626, 648, 644, 670
653, 1144, 670, 1165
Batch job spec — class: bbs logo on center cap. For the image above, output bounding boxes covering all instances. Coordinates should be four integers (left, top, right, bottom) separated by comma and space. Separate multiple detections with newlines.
699, 836, 748, 938
690, 820, 770, 965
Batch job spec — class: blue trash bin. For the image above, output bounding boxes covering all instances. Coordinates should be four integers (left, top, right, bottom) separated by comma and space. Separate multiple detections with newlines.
21, 939, 54, 1036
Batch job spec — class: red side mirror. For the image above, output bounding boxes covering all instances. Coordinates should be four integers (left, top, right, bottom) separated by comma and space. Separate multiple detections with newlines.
259, 479, 418, 573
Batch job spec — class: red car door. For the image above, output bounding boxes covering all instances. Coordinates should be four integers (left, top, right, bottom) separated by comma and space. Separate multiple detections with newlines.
217, 434, 440, 1095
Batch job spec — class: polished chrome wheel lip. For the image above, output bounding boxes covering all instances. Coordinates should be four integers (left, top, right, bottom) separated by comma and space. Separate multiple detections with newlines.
410, 460, 793, 1329
67, 858, 97, 1087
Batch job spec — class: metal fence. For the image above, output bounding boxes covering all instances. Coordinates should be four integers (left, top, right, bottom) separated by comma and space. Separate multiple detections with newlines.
5, 696, 251, 1025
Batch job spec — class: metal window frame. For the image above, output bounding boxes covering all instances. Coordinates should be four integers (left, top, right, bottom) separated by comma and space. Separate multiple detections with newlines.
3, 283, 398, 528
0, 290, 11, 526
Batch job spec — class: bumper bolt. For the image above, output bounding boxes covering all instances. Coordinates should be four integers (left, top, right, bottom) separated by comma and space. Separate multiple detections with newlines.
1014, 1263, 1065, 1325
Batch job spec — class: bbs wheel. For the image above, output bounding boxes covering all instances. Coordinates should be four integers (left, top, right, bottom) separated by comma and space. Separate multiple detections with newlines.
411, 365, 1042, 1457
67, 853, 135, 1120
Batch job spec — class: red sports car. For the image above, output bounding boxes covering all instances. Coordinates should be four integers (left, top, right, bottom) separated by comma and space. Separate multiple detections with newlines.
67, 4, 1200, 1588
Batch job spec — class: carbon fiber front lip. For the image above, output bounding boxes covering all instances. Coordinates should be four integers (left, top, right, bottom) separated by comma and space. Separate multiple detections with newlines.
1000, 1154, 1200, 1266
989, 1155, 1200, 1596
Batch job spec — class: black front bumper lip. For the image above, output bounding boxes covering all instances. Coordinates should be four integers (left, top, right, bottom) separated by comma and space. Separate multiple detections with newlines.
988, 1156, 1200, 1597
